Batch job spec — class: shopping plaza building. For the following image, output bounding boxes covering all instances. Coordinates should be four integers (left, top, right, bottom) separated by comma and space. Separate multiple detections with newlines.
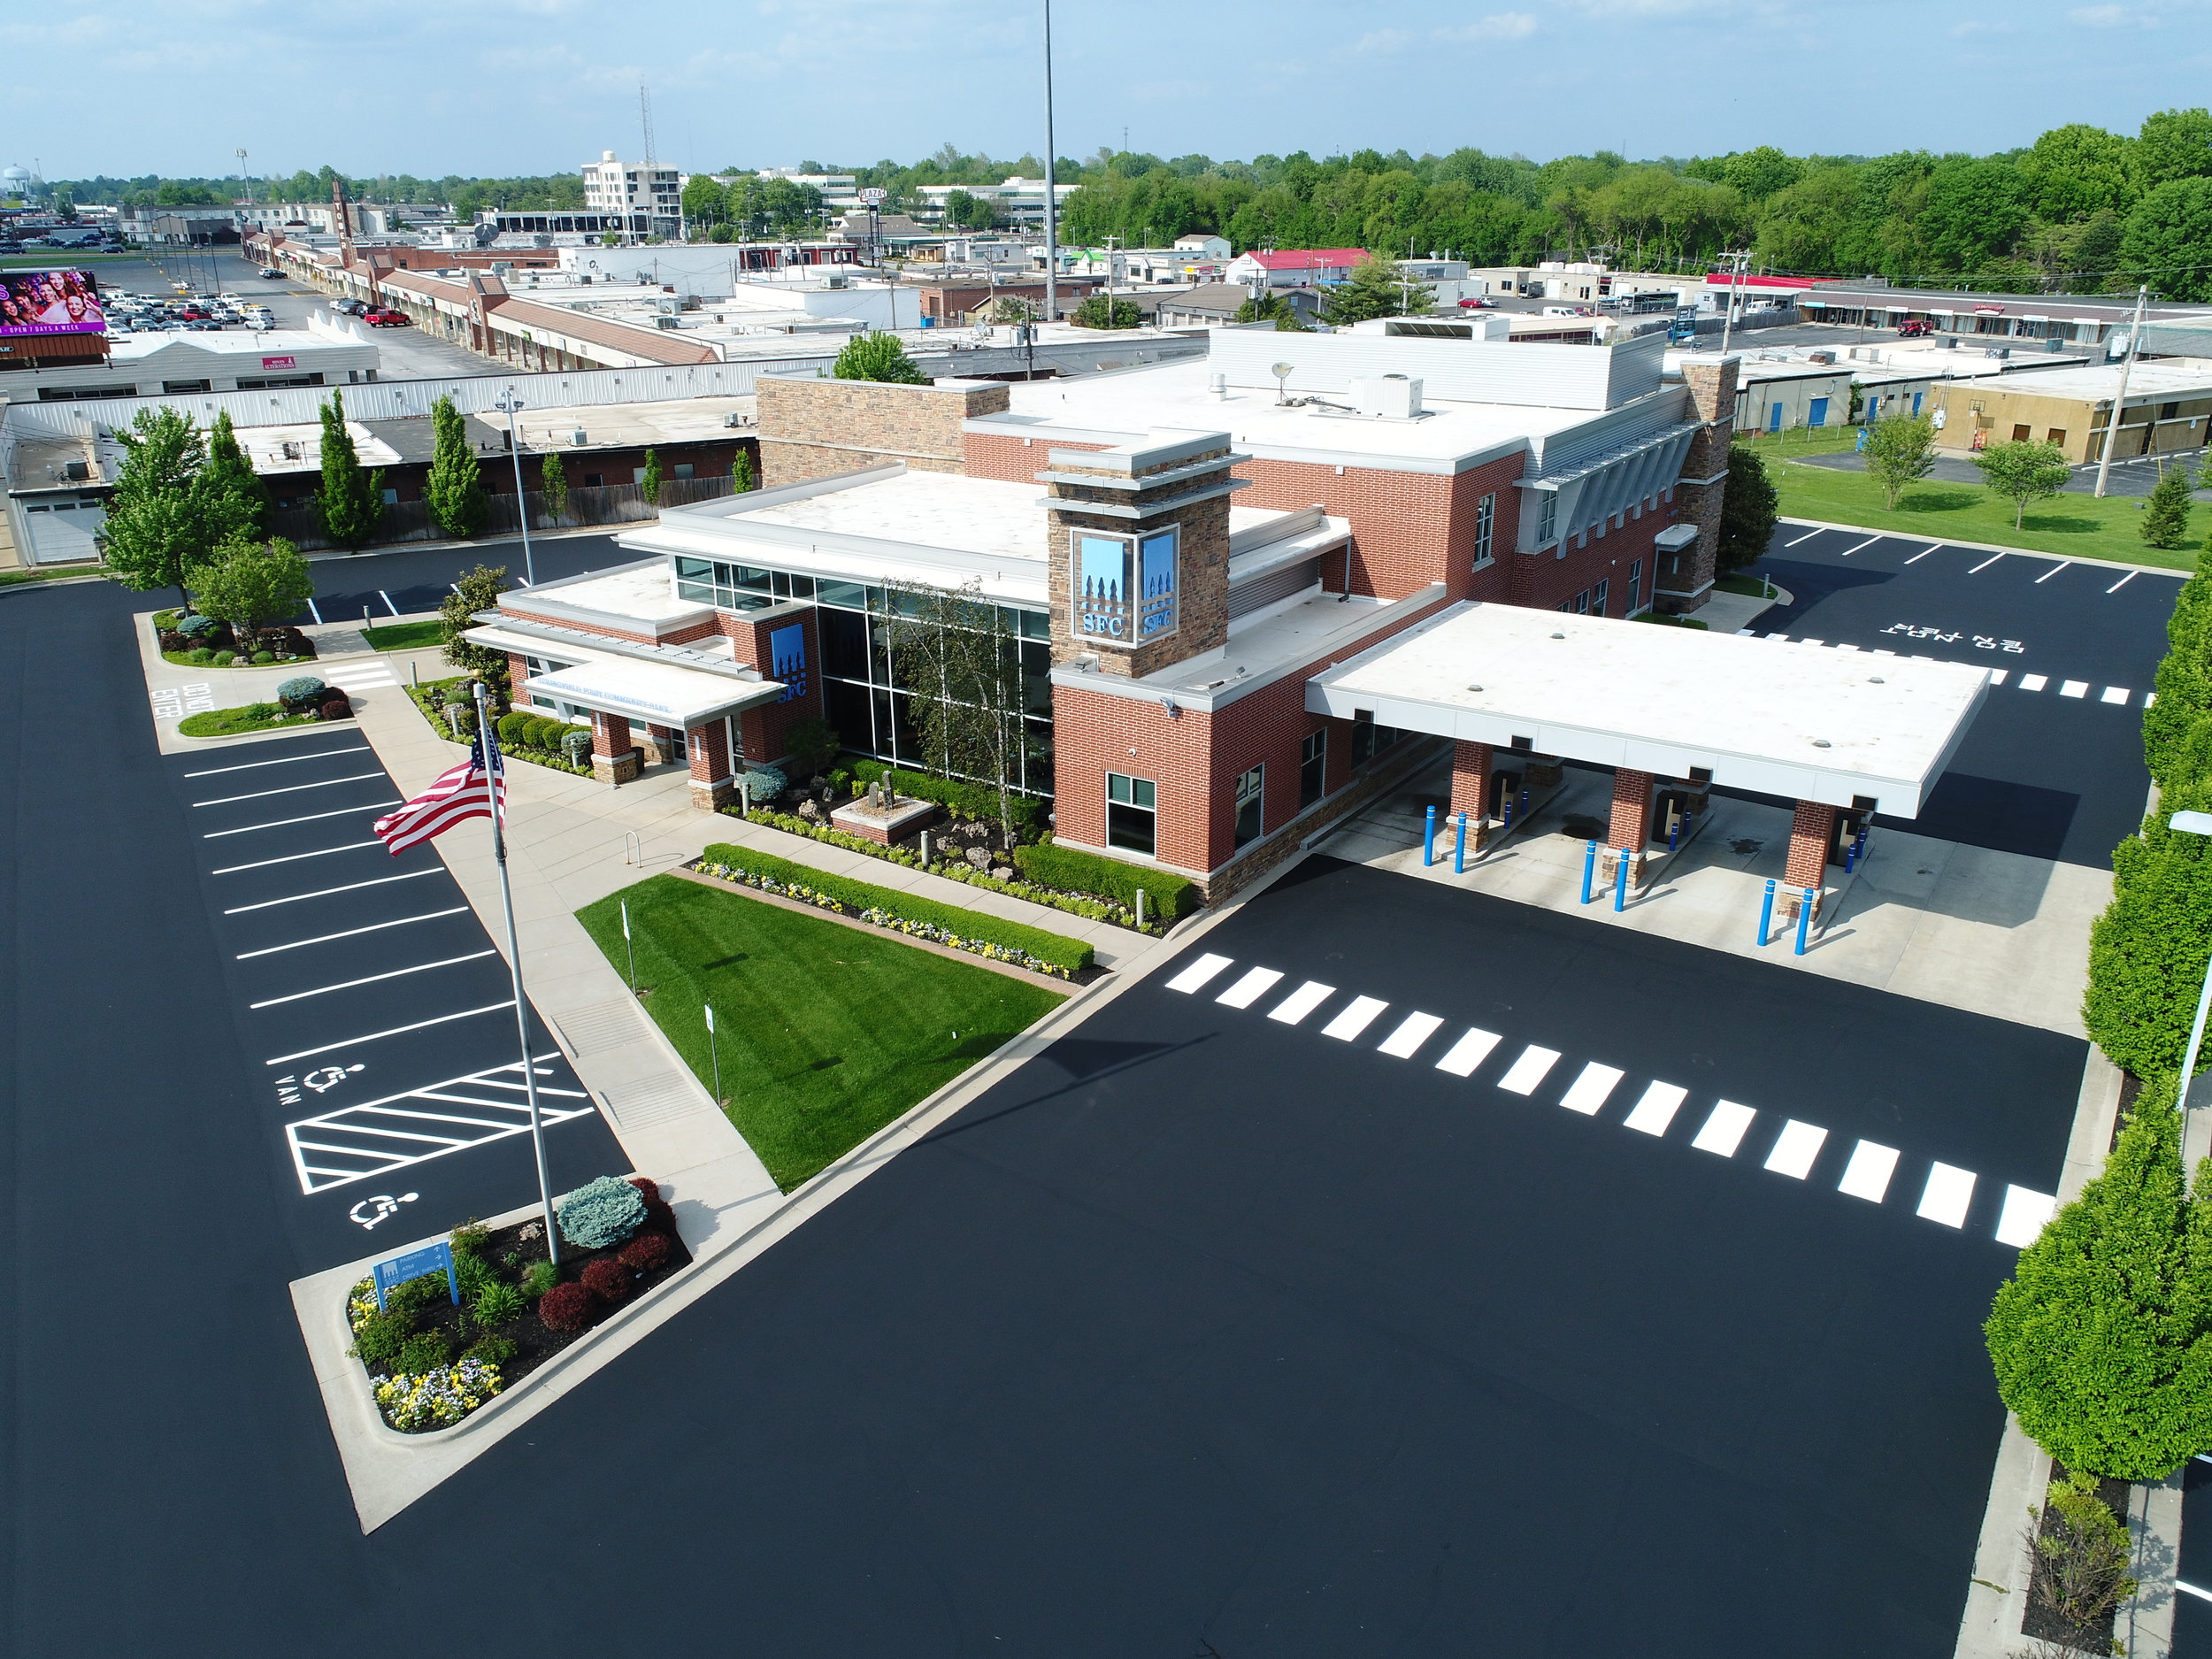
465, 322, 1986, 904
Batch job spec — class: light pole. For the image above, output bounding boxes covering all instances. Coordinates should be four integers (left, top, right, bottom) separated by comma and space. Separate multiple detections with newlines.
1041, 0, 1058, 326
493, 386, 536, 586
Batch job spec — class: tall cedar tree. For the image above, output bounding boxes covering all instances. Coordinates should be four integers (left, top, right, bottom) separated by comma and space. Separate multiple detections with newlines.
2145, 543, 2212, 788
192, 535, 314, 656
315, 389, 385, 549
540, 452, 569, 524
440, 564, 510, 677
831, 332, 928, 384
732, 449, 756, 493
102, 407, 211, 606
1986, 1075, 2212, 1480
198, 410, 268, 543
1715, 445, 1779, 573
2084, 780, 2212, 1075
1863, 413, 1938, 509
2141, 465, 2195, 549
424, 396, 488, 538
639, 448, 663, 507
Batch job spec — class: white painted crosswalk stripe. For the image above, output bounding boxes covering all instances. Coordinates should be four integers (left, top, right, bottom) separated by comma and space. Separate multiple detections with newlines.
1321, 995, 1390, 1041
1267, 980, 1336, 1025
1558, 1062, 1624, 1116
1497, 1045, 1562, 1095
2019, 673, 2048, 691
1994, 1185, 2058, 1247
1988, 669, 2007, 685
1916, 1163, 1977, 1228
1836, 1141, 1901, 1203
1621, 1081, 1688, 1136
1215, 966, 1283, 1009
1763, 1119, 1829, 1179
2101, 686, 2130, 705
1377, 1011, 1444, 1058
1165, 953, 1234, 994
1433, 1027, 1501, 1077
2060, 680, 2089, 698
1690, 1101, 1757, 1157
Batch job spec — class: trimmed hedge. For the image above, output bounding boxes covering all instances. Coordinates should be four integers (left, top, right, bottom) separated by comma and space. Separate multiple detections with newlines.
1014, 840, 1198, 921
696, 842, 1092, 976
2085, 783, 2212, 1077
849, 759, 1046, 835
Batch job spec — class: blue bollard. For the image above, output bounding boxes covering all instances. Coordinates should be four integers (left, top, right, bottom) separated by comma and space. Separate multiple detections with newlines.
1423, 803, 1436, 867
1844, 838, 1859, 874
1519, 786, 1530, 816
1502, 800, 1514, 835
1793, 886, 1815, 955
1581, 840, 1598, 904
1669, 814, 1680, 852
1756, 878, 1776, 946
1614, 852, 1630, 912
1454, 810, 1469, 875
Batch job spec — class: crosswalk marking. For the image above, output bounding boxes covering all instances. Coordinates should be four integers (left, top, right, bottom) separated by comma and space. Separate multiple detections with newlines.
1622, 1081, 1688, 1136
1917, 1163, 1977, 1228
1166, 953, 1233, 994
1268, 980, 1337, 1025
1321, 995, 1390, 1041
2101, 686, 2131, 704
1434, 1027, 1502, 1077
1558, 1062, 1624, 1116
1216, 966, 1282, 1009
1691, 1101, 1757, 1157
321, 660, 398, 690
1995, 1185, 2058, 1247
2020, 673, 2048, 691
1377, 1011, 1444, 1058
2060, 680, 2089, 698
1748, 636, 2138, 705
1837, 1141, 1901, 1203
1763, 1119, 1829, 1179
1497, 1045, 1562, 1094
1988, 670, 2007, 685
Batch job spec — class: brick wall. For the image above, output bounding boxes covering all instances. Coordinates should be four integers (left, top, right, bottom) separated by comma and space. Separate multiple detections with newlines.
1519, 507, 1673, 615
1661, 359, 1738, 611
713, 607, 824, 767
757, 375, 1011, 485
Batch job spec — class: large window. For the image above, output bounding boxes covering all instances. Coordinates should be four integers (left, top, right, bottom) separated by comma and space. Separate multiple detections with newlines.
1107, 773, 1156, 855
1072, 525, 1178, 644
1472, 492, 1495, 568
1535, 491, 1557, 545
1299, 730, 1326, 808
672, 557, 818, 612
1233, 764, 1264, 849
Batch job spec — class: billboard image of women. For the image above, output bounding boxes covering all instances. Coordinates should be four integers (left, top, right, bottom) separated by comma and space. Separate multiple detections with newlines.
0, 269, 106, 337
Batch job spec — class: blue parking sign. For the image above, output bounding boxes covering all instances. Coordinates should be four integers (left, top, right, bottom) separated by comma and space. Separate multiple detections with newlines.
372, 1239, 459, 1311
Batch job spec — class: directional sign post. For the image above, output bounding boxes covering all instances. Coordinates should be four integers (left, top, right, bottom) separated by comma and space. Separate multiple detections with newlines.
372, 1239, 459, 1311
705, 1003, 723, 1107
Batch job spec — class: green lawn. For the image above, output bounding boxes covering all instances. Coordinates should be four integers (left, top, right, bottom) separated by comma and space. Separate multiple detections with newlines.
0, 563, 104, 588
578, 875, 1065, 1190
1765, 449, 2191, 570
177, 703, 319, 738
363, 619, 443, 651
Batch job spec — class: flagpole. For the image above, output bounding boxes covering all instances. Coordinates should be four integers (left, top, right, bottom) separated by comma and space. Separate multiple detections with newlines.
473, 680, 559, 1265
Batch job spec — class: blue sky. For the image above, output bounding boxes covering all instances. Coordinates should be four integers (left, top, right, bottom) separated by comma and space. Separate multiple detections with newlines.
3, 0, 2205, 180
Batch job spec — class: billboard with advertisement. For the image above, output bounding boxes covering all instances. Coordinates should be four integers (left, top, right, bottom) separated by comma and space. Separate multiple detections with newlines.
0, 269, 106, 337
260, 356, 297, 369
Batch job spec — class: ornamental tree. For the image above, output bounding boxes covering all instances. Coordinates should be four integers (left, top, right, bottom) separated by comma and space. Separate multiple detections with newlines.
639, 448, 663, 507
2084, 782, 2212, 1076
1071, 293, 1143, 329
1319, 256, 1433, 325
424, 395, 488, 539
832, 331, 928, 384
732, 449, 756, 494
192, 535, 313, 656
102, 406, 211, 606
540, 451, 569, 525
1862, 413, 1938, 510
315, 389, 385, 549
1972, 439, 2072, 529
440, 563, 510, 677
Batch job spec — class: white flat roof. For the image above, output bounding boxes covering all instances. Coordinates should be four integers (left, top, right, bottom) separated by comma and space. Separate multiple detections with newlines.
1308, 602, 1987, 817
468, 625, 782, 727
739, 470, 1046, 566
508, 565, 706, 626
1935, 360, 2212, 401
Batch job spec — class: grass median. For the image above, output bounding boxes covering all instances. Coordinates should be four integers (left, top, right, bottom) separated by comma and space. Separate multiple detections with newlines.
578, 874, 1065, 1190
363, 619, 443, 651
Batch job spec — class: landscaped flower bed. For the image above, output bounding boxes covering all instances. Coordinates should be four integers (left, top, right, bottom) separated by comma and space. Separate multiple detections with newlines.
347, 1174, 691, 1433
178, 678, 353, 738
407, 675, 592, 776
151, 609, 316, 668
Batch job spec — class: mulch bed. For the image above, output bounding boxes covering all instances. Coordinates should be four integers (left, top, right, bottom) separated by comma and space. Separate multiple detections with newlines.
2021, 1470, 2131, 1652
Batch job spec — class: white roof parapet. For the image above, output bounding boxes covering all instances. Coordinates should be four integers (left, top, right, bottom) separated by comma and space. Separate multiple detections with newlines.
1306, 601, 1988, 818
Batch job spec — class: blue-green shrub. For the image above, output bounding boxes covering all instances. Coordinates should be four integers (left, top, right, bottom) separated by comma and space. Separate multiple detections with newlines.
740, 765, 787, 803
556, 1175, 648, 1250
277, 676, 326, 709
178, 612, 220, 638
562, 728, 592, 765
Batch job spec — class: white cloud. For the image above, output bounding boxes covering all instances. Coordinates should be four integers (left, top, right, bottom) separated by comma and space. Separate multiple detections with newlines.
1436, 12, 1540, 39
2068, 3, 2154, 22
1347, 27, 1413, 52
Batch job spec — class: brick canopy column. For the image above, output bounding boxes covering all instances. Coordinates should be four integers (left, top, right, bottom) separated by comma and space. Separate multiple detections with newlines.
1449, 740, 1494, 852
1785, 800, 1836, 915
590, 710, 640, 786
687, 718, 733, 811
1609, 768, 1655, 852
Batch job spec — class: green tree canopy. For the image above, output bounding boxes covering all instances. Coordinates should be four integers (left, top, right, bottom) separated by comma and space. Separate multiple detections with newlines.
1862, 413, 1938, 510
1318, 256, 1434, 326
1716, 446, 1778, 573
2122, 177, 2212, 302
2022, 124, 2139, 223
2137, 107, 2212, 192
1971, 438, 2072, 528
424, 395, 488, 539
1071, 293, 1143, 329
831, 332, 928, 384
191, 535, 314, 655
540, 452, 569, 525
314, 389, 384, 549
2085, 784, 2212, 1075
197, 410, 268, 546
440, 564, 510, 677
2142, 465, 2195, 549
102, 407, 211, 605
2145, 545, 2212, 787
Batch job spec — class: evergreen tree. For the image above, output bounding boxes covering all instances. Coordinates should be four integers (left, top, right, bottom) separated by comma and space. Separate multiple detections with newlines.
1986, 1076, 2212, 1481
1318, 256, 1435, 326
1715, 446, 1778, 573
196, 410, 267, 545
440, 564, 510, 677
540, 452, 569, 525
2085, 782, 2212, 1076
424, 395, 488, 539
639, 448, 663, 507
831, 331, 928, 384
314, 389, 385, 549
2145, 543, 2212, 787
732, 449, 756, 494
2142, 465, 2195, 550
101, 407, 211, 607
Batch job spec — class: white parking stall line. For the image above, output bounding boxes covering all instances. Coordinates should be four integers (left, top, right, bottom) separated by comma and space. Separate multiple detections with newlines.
1434, 1027, 1502, 1077
264, 1000, 515, 1065
1320, 995, 1390, 1041
2101, 686, 2131, 705
285, 1062, 594, 1194
1994, 1185, 2059, 1248
1783, 527, 1823, 547
1916, 1163, 1978, 1228
205, 802, 399, 837
2147, 692, 2158, 707
225, 869, 440, 914
1902, 545, 1940, 565
192, 772, 385, 808
1216, 967, 1283, 1009
2034, 560, 2070, 583
1690, 1101, 1757, 1157
1737, 628, 1757, 636
1496, 1045, 1562, 1095
2019, 673, 2049, 692
2176, 1579, 2212, 1604
2060, 680, 2090, 698
1377, 1011, 1444, 1058
1165, 953, 1234, 994
1267, 980, 1337, 1025
1835, 642, 1859, 652
1839, 537, 1879, 557
1558, 1062, 1624, 1116
1763, 1119, 1829, 1179
210, 841, 381, 875
183, 744, 373, 778
237, 907, 470, 959
248, 949, 497, 1010
1836, 1141, 1901, 1203
1621, 1081, 1688, 1136
2107, 571, 2136, 595
1967, 552, 2005, 574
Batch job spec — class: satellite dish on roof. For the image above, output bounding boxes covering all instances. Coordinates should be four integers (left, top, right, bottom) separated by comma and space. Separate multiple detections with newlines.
1271, 361, 1294, 404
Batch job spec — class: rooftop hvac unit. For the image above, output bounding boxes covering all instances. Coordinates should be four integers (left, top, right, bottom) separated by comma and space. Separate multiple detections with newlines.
2046, 336, 2066, 352
1984, 346, 2010, 359
655, 316, 679, 330
722, 411, 747, 427
63, 460, 89, 480
571, 429, 588, 445
1354, 373, 1424, 419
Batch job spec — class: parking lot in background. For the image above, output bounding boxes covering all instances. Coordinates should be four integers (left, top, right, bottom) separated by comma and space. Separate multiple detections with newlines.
163, 729, 624, 1267
1752, 522, 2179, 867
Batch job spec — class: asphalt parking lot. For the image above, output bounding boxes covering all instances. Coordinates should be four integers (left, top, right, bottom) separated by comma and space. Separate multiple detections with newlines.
2177, 1460, 2212, 1647
1751, 521, 2179, 866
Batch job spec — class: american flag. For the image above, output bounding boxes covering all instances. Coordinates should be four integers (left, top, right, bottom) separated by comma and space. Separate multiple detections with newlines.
373, 731, 505, 855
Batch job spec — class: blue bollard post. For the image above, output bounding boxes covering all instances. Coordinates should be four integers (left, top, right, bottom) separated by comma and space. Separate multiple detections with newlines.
1454, 810, 1469, 874
1581, 840, 1598, 904
1502, 800, 1514, 836
1613, 851, 1630, 912
1669, 813, 1680, 852
1845, 838, 1858, 874
1793, 887, 1815, 955
1519, 786, 1530, 816
1756, 878, 1776, 946
1423, 803, 1436, 867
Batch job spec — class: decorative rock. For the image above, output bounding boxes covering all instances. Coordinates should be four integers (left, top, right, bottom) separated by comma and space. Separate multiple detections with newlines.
797, 798, 823, 821
965, 846, 993, 870
992, 865, 1015, 881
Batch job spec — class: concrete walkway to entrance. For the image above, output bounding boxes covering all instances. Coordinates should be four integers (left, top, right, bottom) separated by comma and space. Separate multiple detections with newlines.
1323, 757, 2106, 1036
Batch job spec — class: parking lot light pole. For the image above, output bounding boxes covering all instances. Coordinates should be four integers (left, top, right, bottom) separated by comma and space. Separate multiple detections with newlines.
2166, 810, 2212, 1112
493, 386, 536, 586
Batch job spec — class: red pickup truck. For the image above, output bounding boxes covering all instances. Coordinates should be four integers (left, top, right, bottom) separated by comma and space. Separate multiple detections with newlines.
1896, 319, 1934, 337
364, 308, 411, 327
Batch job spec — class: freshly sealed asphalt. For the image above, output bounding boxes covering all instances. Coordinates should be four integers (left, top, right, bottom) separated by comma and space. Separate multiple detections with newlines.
0, 524, 2132, 1654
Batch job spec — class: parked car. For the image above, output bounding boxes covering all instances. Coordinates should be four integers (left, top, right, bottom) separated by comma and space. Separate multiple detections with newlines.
333, 298, 366, 315
1897, 319, 1934, 338
1455, 296, 1497, 309
259, 268, 284, 280
363, 308, 411, 327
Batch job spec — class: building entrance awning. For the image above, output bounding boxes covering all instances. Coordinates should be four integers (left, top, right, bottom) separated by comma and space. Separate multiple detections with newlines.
1306, 602, 1987, 817
466, 622, 787, 728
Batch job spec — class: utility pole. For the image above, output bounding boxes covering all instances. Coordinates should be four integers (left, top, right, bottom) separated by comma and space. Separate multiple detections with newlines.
1041, 0, 1058, 327
237, 150, 251, 208
2093, 284, 2150, 499
1717, 250, 1749, 358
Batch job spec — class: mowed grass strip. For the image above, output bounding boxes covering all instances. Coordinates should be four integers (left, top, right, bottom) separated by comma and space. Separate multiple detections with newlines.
362, 619, 444, 651
578, 875, 1064, 1191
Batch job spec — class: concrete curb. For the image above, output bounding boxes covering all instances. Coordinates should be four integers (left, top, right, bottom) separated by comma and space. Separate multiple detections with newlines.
1775, 514, 2190, 579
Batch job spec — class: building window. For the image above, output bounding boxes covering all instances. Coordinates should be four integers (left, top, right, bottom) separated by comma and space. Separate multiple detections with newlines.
1471, 491, 1496, 569
1233, 764, 1264, 849
1592, 578, 1609, 617
1535, 491, 1556, 544
1299, 730, 1326, 808
1351, 717, 1402, 767
1574, 589, 1591, 613
674, 463, 695, 480
1107, 773, 1156, 855
161, 379, 211, 395
1628, 559, 1643, 613
1073, 525, 1177, 644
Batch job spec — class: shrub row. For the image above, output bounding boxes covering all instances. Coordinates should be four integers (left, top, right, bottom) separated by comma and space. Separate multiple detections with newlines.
496, 710, 593, 766
1012, 840, 1198, 922
847, 759, 1048, 835
695, 842, 1093, 976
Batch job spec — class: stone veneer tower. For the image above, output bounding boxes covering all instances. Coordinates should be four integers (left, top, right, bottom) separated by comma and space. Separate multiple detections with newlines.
1653, 357, 1739, 614
1041, 431, 1243, 680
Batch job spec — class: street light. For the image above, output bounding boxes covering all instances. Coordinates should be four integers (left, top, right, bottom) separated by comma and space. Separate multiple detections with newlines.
2169, 808, 2212, 1114
492, 386, 536, 586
